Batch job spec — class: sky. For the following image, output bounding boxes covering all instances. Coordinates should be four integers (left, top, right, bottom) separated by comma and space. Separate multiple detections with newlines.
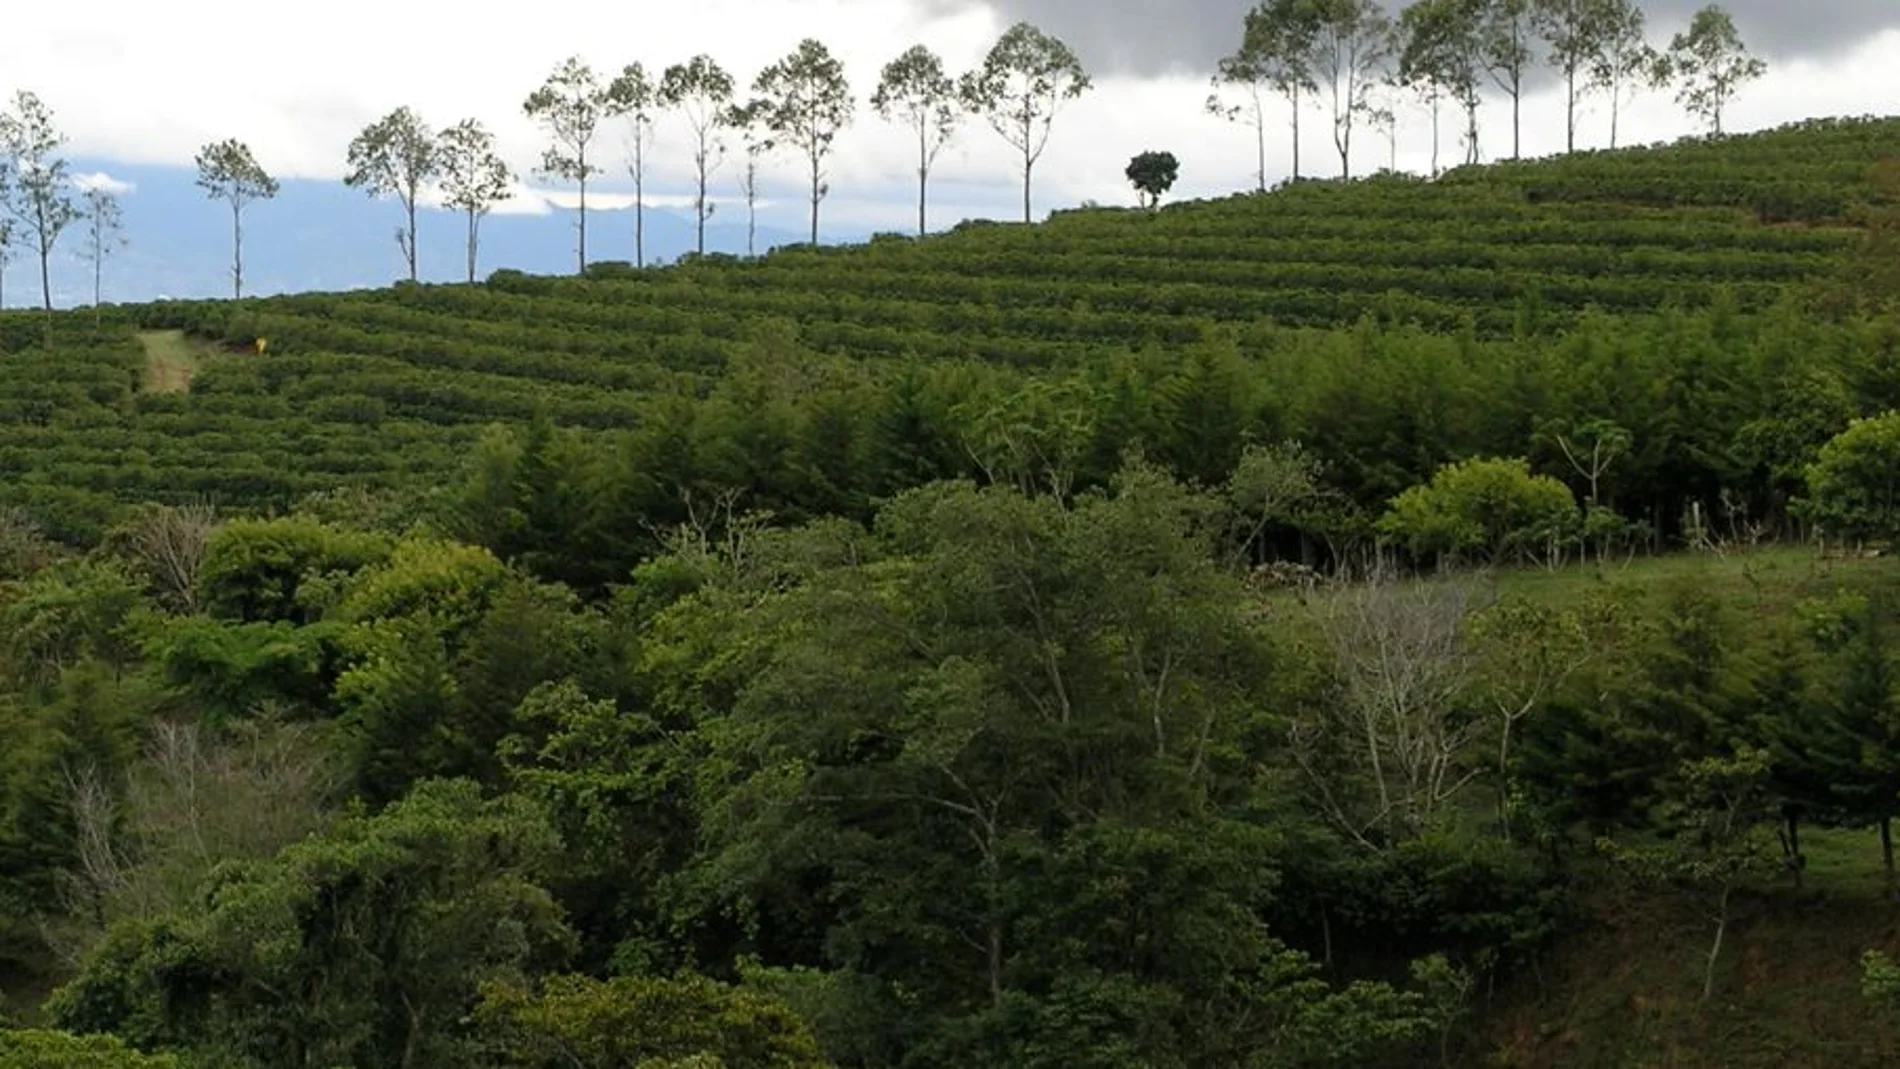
3, 0, 1899, 239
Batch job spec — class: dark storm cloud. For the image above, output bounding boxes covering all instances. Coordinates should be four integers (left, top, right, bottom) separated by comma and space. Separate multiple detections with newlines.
942, 0, 1900, 77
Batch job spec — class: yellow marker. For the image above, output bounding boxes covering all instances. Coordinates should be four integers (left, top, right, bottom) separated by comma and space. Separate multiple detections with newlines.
255, 337, 268, 355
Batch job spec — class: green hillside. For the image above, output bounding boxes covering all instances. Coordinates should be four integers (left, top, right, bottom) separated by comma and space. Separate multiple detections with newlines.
6, 115, 1900, 1068
0, 116, 1892, 554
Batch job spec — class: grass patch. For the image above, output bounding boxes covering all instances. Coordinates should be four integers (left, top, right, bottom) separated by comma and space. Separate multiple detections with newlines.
136, 330, 205, 394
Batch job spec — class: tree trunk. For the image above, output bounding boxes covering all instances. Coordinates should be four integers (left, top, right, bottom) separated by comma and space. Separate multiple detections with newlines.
1611, 85, 1622, 150
1565, 67, 1577, 153
635, 136, 647, 268
696, 147, 709, 256
1291, 85, 1303, 180
810, 152, 822, 246
1512, 86, 1522, 159
1701, 884, 1731, 1002
1784, 810, 1803, 890
1255, 103, 1267, 191
465, 208, 478, 284
1022, 153, 1033, 224
231, 202, 243, 300
577, 172, 588, 275
918, 126, 930, 235
988, 923, 1004, 1010
1431, 97, 1441, 177
406, 196, 418, 282
1883, 815, 1895, 900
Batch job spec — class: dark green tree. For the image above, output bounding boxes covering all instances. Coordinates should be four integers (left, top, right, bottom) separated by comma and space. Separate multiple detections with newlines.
1125, 150, 1180, 211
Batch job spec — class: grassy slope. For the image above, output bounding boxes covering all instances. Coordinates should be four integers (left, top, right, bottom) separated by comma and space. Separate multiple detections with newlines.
135, 330, 202, 394
1478, 546, 1900, 1067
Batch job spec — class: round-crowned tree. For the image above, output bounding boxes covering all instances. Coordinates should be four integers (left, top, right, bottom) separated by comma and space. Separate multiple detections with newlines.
1798, 411, 1900, 545
1379, 456, 1579, 565
1126, 150, 1180, 211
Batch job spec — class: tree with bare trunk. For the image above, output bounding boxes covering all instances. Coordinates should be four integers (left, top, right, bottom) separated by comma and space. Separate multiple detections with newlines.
0, 91, 80, 326
1295, 571, 1490, 848
958, 22, 1093, 223
661, 55, 737, 256
436, 119, 513, 284
873, 44, 962, 235
194, 139, 277, 299
55, 717, 338, 963
344, 106, 439, 282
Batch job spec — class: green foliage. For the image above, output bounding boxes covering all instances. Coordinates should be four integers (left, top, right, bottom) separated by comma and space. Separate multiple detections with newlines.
1798, 411, 1900, 544
197, 517, 392, 624
1125, 151, 1179, 211
1379, 456, 1578, 563
0, 559, 148, 686
634, 462, 1429, 1065
47, 779, 573, 1068
0, 1029, 179, 1067
472, 972, 829, 1068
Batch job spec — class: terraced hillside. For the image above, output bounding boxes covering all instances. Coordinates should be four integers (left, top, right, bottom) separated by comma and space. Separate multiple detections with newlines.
0, 115, 1893, 545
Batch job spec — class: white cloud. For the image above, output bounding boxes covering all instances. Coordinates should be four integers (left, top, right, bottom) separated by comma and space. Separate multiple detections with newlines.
71, 171, 135, 195
2, 3, 1897, 234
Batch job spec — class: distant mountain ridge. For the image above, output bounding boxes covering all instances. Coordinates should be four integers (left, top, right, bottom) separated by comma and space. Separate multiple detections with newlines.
0, 160, 840, 309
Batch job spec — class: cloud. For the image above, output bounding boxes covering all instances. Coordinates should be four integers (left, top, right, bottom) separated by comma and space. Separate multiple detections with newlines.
950, 0, 1900, 77
2, 0, 1898, 242
72, 171, 134, 195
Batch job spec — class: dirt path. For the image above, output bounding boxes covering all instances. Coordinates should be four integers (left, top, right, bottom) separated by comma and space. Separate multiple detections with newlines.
137, 330, 203, 394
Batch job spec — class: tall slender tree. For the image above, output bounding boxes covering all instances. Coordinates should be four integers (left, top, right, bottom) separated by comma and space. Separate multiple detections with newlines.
606, 63, 659, 268
80, 183, 125, 325
1479, 0, 1536, 158
1664, 4, 1764, 135
725, 99, 769, 257
1595, 0, 1657, 148
1210, 5, 1283, 191
344, 106, 439, 282
1242, 0, 1325, 181
523, 57, 610, 274
958, 22, 1093, 223
193, 139, 277, 300
0, 91, 81, 319
660, 55, 737, 256
1397, 0, 1486, 173
1534, 0, 1613, 152
1310, 0, 1394, 180
753, 38, 855, 247
0, 218, 14, 310
436, 119, 513, 284
872, 45, 962, 235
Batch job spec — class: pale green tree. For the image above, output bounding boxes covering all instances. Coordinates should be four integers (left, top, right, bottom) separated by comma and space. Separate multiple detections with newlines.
660, 55, 737, 255
436, 118, 514, 284
1397, 0, 1486, 172
872, 44, 962, 234
958, 22, 1094, 223
524, 57, 611, 273
754, 38, 855, 246
1594, 0, 1659, 147
344, 106, 439, 281
0, 90, 81, 317
723, 98, 769, 256
80, 183, 125, 324
194, 138, 278, 299
1663, 4, 1765, 134
1480, 0, 1536, 158
1309, 0, 1394, 180
606, 63, 659, 267
1534, 0, 1614, 151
